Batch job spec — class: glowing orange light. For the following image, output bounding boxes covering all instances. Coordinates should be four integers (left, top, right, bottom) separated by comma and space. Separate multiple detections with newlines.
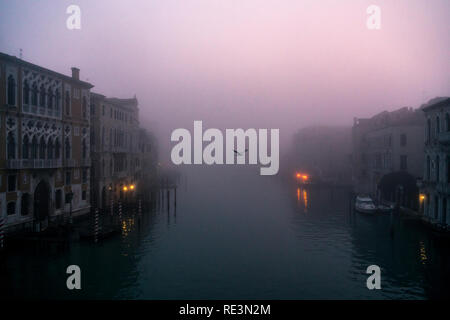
419, 194, 425, 201
130, 184, 135, 190
302, 175, 308, 180
297, 188, 300, 201
123, 186, 128, 191
296, 173, 301, 178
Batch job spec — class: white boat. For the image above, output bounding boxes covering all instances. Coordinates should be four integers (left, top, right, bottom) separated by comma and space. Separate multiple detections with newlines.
355, 196, 377, 214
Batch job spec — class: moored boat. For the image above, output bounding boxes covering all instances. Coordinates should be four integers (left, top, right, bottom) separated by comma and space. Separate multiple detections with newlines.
355, 196, 377, 214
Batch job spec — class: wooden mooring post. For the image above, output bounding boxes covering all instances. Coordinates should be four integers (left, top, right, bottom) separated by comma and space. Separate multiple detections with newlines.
94, 208, 100, 243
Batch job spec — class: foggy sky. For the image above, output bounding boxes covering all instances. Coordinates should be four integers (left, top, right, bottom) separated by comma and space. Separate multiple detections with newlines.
1, 0, 449, 161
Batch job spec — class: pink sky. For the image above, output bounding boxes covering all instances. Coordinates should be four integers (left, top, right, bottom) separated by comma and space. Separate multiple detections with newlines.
1, 0, 449, 156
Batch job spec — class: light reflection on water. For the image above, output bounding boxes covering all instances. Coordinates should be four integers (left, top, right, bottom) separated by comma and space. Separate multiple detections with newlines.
1, 166, 449, 299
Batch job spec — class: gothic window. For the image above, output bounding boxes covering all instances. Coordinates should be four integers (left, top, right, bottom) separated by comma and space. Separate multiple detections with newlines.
22, 135, 29, 159
426, 156, 431, 180
65, 137, 71, 159
7, 75, 16, 105
65, 91, 70, 115
446, 113, 450, 132
31, 136, 38, 159
82, 96, 87, 119
436, 116, 441, 134
82, 138, 87, 159
39, 84, 46, 107
436, 156, 440, 182
7, 132, 16, 159
55, 138, 60, 159
23, 80, 30, 105
47, 138, 54, 159
7, 202, 16, 216
47, 88, 53, 109
31, 83, 38, 106
39, 136, 46, 159
55, 89, 60, 112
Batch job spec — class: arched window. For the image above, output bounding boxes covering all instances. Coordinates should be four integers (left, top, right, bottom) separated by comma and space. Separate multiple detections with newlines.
7, 75, 16, 105
436, 116, 441, 134
31, 136, 38, 159
7, 202, 16, 216
82, 96, 87, 119
65, 137, 71, 159
39, 136, 46, 159
21, 194, 30, 216
447, 156, 450, 183
65, 91, 70, 115
22, 135, 29, 159
55, 138, 60, 159
55, 89, 60, 112
23, 80, 30, 105
31, 83, 38, 106
7, 132, 16, 159
47, 88, 53, 109
39, 84, 46, 107
446, 113, 450, 132
436, 156, 440, 182
82, 138, 87, 159
47, 138, 54, 159
427, 118, 431, 141
426, 155, 431, 180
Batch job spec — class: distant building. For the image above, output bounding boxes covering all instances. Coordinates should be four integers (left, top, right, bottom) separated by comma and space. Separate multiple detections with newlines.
352, 107, 425, 208
291, 126, 352, 185
0, 52, 93, 233
90, 92, 152, 208
419, 97, 450, 226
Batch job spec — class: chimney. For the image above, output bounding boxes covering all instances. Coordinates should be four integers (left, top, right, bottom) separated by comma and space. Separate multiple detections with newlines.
71, 67, 80, 80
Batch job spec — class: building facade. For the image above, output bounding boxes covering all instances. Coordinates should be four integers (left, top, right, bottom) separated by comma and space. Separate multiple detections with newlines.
352, 107, 425, 207
90, 93, 143, 208
0, 52, 93, 233
420, 97, 450, 226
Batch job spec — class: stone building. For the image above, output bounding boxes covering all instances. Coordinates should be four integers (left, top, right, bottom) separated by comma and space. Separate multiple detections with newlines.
0, 52, 93, 232
352, 107, 425, 208
419, 97, 450, 226
90, 93, 143, 208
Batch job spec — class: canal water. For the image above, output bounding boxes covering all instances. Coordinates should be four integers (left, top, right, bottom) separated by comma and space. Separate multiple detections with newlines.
1, 166, 449, 299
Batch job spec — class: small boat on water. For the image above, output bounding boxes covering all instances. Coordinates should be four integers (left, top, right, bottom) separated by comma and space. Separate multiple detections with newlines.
355, 196, 377, 214
377, 203, 394, 214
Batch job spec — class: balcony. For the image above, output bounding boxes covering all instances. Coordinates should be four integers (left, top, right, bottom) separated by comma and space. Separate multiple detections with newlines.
6, 159, 62, 169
